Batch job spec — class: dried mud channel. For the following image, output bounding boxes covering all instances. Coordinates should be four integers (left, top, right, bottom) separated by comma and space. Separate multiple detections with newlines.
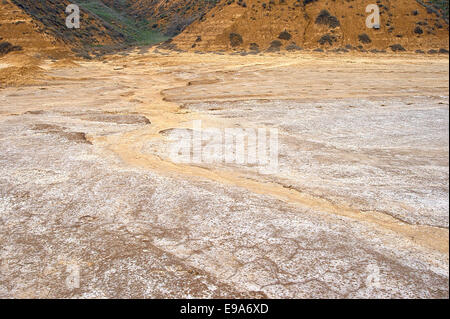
0, 50, 448, 298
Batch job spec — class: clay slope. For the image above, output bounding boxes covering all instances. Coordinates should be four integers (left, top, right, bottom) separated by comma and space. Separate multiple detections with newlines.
172, 0, 449, 52
1, 0, 131, 60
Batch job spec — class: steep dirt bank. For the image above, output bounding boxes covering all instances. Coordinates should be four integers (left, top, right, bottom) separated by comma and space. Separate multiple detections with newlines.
0, 1, 68, 58
172, 0, 449, 52
102, 0, 220, 35
1, 0, 167, 61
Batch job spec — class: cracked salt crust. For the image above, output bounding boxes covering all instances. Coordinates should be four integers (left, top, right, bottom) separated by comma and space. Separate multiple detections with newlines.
0, 51, 448, 298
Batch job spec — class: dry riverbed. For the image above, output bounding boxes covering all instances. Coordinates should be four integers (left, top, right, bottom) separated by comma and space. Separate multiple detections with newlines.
0, 50, 448, 298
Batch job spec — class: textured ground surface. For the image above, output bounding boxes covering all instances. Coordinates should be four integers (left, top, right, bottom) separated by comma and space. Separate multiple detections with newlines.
0, 50, 448, 298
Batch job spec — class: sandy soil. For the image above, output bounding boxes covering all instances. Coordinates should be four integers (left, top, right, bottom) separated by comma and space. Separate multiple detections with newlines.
0, 49, 448, 298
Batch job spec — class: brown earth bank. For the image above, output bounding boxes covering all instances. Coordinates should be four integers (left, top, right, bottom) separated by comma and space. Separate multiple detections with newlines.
1, 0, 146, 62
0, 48, 448, 298
172, 0, 449, 52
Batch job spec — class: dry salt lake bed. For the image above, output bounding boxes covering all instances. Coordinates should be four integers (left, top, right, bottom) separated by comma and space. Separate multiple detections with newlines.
0, 51, 448, 298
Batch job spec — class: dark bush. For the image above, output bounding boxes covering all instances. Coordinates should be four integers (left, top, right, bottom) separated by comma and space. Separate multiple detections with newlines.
266, 40, 282, 52
331, 47, 349, 53
318, 34, 336, 45
0, 41, 22, 56
390, 44, 406, 52
229, 33, 243, 47
315, 10, 340, 28
285, 42, 302, 51
278, 31, 292, 40
414, 26, 424, 34
249, 43, 260, 52
358, 33, 371, 44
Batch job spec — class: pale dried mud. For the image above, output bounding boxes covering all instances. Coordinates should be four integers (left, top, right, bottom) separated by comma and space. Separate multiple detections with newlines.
0, 50, 448, 298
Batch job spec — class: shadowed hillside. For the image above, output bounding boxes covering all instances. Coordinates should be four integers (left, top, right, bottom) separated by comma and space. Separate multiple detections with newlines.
1, 0, 168, 59
9, 0, 126, 47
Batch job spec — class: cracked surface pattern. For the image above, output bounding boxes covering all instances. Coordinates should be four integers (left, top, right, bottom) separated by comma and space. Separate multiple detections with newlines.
178, 96, 449, 228
0, 51, 448, 298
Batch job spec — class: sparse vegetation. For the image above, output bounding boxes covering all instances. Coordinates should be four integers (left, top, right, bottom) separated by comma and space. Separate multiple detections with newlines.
249, 43, 260, 52
165, 14, 197, 37
390, 44, 406, 52
285, 42, 302, 51
425, 0, 449, 22
0, 41, 22, 56
414, 26, 424, 34
229, 33, 243, 47
6, 0, 449, 54
267, 40, 282, 52
315, 10, 340, 28
77, 0, 168, 44
358, 33, 372, 44
278, 31, 292, 40
9, 0, 168, 53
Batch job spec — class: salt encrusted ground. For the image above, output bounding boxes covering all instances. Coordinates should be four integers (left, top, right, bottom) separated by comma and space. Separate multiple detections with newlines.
0, 50, 448, 298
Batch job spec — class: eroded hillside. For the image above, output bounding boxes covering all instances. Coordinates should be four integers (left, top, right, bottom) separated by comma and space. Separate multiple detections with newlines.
1, 0, 168, 60
9, 0, 127, 50
172, 0, 449, 52
0, 0, 67, 58
120, 0, 220, 35
0, 49, 448, 298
